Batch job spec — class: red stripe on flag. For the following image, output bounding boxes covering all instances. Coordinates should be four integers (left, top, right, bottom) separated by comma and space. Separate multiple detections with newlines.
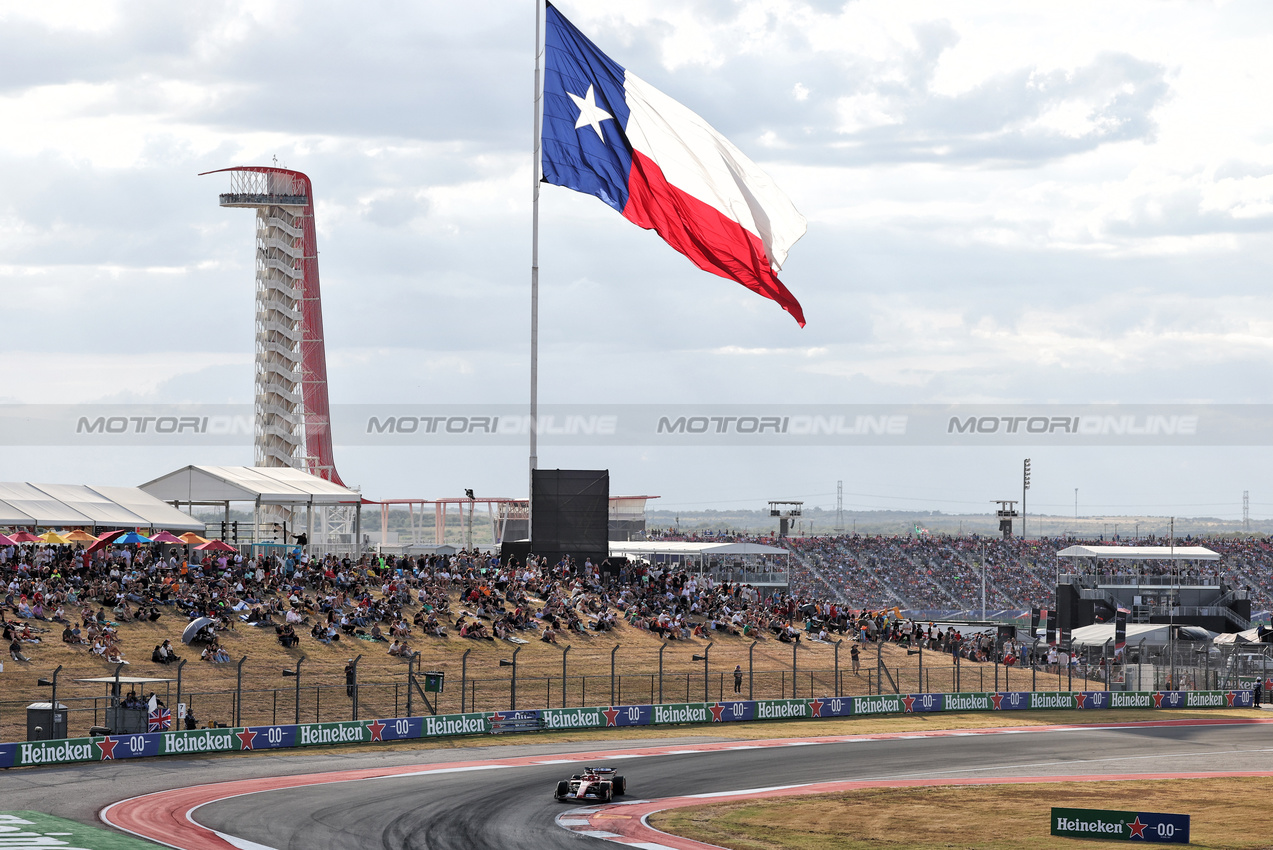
622, 150, 805, 327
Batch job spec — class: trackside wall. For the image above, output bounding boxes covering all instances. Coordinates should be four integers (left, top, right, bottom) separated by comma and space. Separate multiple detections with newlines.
0, 689, 1251, 769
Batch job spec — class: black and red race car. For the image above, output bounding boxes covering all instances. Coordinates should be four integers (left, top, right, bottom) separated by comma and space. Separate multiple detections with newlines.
553, 766, 628, 802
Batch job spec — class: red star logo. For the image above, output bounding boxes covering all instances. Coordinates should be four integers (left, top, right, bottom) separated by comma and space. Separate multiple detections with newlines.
96, 736, 118, 760
1226, 691, 1237, 706
603, 706, 621, 727
709, 702, 726, 722
488, 711, 504, 724
236, 729, 257, 750
366, 720, 386, 741
991, 693, 1004, 710
808, 697, 824, 717
1153, 692, 1164, 708
902, 695, 916, 713
1074, 693, 1088, 709
1127, 816, 1147, 839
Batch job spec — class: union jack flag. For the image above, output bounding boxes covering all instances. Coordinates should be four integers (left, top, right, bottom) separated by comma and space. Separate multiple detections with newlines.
148, 707, 172, 732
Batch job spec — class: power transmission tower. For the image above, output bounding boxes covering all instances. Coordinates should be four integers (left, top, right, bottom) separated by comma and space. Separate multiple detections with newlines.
1022, 459, 1031, 538
835, 481, 844, 533
1244, 490, 1250, 533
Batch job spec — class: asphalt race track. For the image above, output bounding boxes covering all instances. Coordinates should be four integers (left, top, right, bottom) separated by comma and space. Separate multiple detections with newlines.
122, 722, 1273, 849
5, 721, 1273, 850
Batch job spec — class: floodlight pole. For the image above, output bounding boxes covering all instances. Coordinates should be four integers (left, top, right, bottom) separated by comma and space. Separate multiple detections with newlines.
510, 644, 522, 710
658, 643, 667, 704
610, 644, 620, 705
460, 648, 471, 713
527, 0, 545, 540
791, 639, 798, 699
49, 665, 62, 724
175, 658, 187, 714
561, 645, 571, 709
288, 656, 305, 725
350, 654, 363, 721
703, 642, 714, 702
236, 655, 247, 727
748, 640, 757, 700
834, 640, 841, 698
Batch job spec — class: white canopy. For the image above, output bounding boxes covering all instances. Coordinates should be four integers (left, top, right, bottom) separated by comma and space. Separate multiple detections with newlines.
608, 540, 787, 558
0, 481, 202, 531
140, 465, 361, 506
1213, 626, 1273, 645
1070, 621, 1218, 647
1057, 545, 1220, 561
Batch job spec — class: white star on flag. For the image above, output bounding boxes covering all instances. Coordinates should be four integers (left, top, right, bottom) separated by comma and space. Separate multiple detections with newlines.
568, 85, 613, 140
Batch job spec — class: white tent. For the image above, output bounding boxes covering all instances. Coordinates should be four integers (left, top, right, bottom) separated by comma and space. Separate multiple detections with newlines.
140, 465, 361, 506
0, 481, 202, 531
607, 539, 790, 586
1070, 621, 1217, 648
1214, 626, 1273, 646
139, 465, 363, 549
1056, 545, 1219, 561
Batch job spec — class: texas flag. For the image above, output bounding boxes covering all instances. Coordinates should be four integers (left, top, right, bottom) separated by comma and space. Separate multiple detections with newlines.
541, 4, 807, 326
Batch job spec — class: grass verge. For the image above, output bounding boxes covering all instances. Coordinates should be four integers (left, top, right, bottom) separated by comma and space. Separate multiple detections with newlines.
651, 776, 1273, 850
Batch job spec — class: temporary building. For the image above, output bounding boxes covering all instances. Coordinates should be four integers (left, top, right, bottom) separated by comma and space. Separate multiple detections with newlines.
0, 481, 203, 531
1070, 621, 1217, 648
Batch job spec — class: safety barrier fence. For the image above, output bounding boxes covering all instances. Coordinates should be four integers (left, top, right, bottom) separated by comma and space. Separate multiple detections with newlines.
1, 688, 1253, 769
0, 660, 1095, 743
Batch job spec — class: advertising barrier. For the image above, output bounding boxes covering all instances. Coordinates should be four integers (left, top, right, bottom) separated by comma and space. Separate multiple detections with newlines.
0, 689, 1252, 769
1052, 807, 1190, 844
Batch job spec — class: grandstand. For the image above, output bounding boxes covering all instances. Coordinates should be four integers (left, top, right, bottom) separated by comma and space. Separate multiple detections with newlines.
783, 535, 1273, 621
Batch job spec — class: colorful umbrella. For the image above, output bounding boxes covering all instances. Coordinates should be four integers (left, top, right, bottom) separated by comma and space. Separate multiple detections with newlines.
9, 531, 41, 543
0, 533, 16, 546
195, 539, 236, 552
115, 531, 152, 544
64, 530, 97, 542
179, 532, 208, 545
39, 531, 71, 545
150, 531, 184, 544
87, 529, 126, 555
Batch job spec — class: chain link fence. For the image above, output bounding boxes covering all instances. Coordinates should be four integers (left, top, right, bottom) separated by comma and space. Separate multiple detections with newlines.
3, 643, 1106, 742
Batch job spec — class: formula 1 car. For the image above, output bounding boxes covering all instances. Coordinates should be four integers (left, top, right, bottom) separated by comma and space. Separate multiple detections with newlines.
553, 766, 628, 802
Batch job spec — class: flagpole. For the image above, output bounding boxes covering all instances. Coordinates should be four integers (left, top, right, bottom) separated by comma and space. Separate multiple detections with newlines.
529, 0, 544, 542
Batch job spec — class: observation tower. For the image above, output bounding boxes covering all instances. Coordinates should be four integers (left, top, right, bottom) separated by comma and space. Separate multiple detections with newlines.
200, 166, 345, 487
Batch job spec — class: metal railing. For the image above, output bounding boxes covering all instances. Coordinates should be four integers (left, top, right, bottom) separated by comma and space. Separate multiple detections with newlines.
0, 650, 1096, 744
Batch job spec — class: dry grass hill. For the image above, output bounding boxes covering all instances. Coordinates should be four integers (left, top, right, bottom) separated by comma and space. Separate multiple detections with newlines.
1, 590, 1074, 743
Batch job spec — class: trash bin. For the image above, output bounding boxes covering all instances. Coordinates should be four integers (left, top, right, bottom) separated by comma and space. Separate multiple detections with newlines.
423, 671, 445, 693
26, 702, 68, 741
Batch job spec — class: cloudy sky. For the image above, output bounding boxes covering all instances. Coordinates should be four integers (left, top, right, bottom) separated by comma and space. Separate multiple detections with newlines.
1, 0, 1271, 522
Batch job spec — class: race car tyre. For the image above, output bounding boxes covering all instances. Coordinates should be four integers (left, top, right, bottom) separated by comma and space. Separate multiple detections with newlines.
555, 781, 570, 800
601, 785, 612, 803
614, 776, 626, 795
570, 774, 582, 780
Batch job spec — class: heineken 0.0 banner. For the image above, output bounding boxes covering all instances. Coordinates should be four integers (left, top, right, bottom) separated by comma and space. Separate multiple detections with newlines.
0, 690, 1253, 769
1052, 807, 1189, 843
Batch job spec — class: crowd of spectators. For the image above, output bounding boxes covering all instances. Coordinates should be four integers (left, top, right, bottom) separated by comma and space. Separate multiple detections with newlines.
4, 530, 1273, 672
784, 533, 1273, 615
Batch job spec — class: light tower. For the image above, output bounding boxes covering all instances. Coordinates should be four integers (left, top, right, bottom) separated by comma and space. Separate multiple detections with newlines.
201, 166, 344, 487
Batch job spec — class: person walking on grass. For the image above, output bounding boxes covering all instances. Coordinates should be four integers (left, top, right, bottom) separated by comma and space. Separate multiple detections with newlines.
733, 664, 743, 694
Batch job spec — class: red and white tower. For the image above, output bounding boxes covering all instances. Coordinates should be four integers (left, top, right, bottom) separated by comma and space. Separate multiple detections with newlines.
202, 166, 345, 486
